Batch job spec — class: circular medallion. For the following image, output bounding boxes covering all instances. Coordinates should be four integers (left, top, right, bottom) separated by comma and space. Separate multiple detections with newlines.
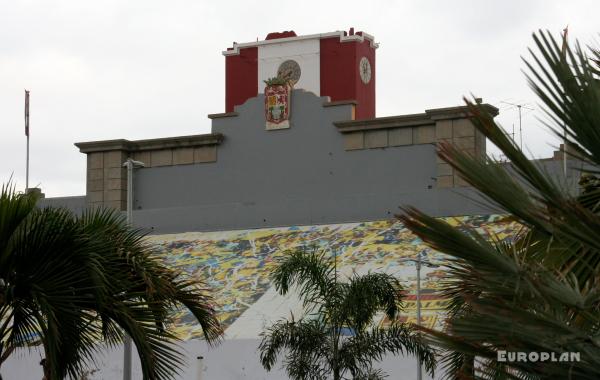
277, 60, 301, 85
359, 56, 372, 84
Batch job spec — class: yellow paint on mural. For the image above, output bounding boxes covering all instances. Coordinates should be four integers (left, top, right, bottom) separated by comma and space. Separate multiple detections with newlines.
147, 215, 520, 340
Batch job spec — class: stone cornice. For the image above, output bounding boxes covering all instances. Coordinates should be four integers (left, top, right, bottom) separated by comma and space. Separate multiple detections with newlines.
425, 104, 499, 120
207, 112, 239, 119
334, 113, 433, 132
75, 133, 224, 153
323, 100, 358, 108
334, 103, 499, 132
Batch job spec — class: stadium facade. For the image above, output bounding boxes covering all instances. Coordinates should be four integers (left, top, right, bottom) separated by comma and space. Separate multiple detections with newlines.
4, 29, 579, 379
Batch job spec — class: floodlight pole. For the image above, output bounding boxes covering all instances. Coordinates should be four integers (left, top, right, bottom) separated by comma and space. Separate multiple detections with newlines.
196, 356, 205, 380
416, 253, 422, 380
122, 158, 145, 380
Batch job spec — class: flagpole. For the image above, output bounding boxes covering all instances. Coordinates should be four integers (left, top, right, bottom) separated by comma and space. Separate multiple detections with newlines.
26, 133, 29, 190
25, 90, 30, 191
561, 26, 568, 177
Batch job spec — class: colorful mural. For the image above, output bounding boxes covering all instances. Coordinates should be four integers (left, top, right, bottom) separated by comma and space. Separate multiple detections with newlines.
147, 215, 520, 340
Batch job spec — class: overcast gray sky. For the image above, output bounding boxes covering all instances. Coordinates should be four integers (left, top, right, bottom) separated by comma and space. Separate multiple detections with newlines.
1, 0, 598, 196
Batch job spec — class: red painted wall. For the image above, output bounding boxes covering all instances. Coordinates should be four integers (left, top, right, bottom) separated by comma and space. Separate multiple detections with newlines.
320, 37, 355, 107
320, 37, 375, 120
354, 39, 376, 120
225, 47, 258, 113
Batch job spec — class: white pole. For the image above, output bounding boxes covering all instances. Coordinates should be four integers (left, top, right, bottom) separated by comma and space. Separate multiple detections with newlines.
122, 158, 144, 380
416, 254, 422, 380
26, 135, 29, 191
518, 105, 523, 150
196, 356, 205, 380
123, 159, 133, 380
25, 89, 30, 191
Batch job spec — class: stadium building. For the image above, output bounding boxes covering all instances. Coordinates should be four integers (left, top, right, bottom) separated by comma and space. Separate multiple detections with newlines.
4, 29, 578, 379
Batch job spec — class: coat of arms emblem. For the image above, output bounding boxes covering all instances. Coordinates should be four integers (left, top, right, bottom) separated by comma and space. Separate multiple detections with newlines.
264, 78, 291, 130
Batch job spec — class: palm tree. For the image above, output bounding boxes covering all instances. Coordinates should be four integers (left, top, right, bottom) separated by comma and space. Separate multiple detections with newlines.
259, 248, 436, 380
398, 31, 600, 379
0, 184, 222, 380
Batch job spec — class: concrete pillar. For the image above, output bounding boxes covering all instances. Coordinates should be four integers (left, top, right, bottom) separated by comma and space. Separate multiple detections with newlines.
86, 150, 128, 210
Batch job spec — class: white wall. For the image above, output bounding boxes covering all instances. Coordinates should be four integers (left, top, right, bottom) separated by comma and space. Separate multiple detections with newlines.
257, 39, 320, 96
2, 340, 439, 380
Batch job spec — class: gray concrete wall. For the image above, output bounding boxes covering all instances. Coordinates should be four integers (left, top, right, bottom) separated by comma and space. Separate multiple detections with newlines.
130, 91, 499, 234
46, 90, 587, 234
38, 195, 87, 215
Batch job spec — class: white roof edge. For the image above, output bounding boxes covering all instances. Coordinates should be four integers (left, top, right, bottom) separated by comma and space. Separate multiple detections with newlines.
222, 31, 378, 56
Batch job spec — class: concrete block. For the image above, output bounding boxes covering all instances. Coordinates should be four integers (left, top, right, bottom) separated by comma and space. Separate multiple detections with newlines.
453, 136, 476, 150
89, 153, 104, 169
104, 200, 126, 211
453, 119, 475, 137
151, 149, 173, 167
103, 150, 127, 168
106, 178, 127, 190
435, 120, 453, 139
437, 138, 453, 148
104, 167, 126, 179
437, 163, 453, 176
103, 189, 125, 202
88, 191, 103, 203
89, 202, 104, 210
88, 168, 103, 181
414, 125, 436, 144
87, 179, 103, 192
436, 142, 451, 164
454, 174, 470, 187
437, 175, 454, 188
475, 130, 486, 158
133, 151, 151, 167
194, 146, 217, 163
460, 148, 476, 157
343, 132, 364, 151
173, 147, 194, 165
389, 128, 413, 146
365, 130, 388, 149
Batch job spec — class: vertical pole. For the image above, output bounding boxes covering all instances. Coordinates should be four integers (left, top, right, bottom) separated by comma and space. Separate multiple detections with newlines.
561, 26, 568, 177
26, 136, 29, 191
518, 105, 523, 150
196, 356, 204, 380
25, 89, 30, 191
416, 254, 422, 380
123, 159, 133, 380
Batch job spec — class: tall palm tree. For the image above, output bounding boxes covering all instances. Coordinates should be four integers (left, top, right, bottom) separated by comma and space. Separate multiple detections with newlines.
398, 31, 600, 379
0, 184, 222, 380
259, 248, 436, 380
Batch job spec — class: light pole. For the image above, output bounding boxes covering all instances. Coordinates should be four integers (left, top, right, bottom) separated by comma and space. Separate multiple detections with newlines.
122, 158, 145, 380
196, 356, 205, 380
401, 251, 439, 380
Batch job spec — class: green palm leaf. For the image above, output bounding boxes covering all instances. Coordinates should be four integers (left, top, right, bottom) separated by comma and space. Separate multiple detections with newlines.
0, 185, 223, 379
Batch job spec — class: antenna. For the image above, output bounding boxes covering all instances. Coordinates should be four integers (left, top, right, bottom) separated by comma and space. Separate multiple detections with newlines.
500, 101, 534, 150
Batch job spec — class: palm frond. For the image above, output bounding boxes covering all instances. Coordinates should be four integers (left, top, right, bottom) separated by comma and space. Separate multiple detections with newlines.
0, 187, 223, 379
340, 272, 403, 331
259, 318, 328, 373
271, 249, 336, 312
339, 323, 436, 377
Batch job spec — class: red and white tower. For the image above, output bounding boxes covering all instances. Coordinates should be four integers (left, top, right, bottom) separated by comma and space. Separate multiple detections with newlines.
223, 29, 378, 120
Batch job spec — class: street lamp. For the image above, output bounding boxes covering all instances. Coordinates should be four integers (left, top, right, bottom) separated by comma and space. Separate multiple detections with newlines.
400, 250, 440, 380
121, 158, 145, 380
